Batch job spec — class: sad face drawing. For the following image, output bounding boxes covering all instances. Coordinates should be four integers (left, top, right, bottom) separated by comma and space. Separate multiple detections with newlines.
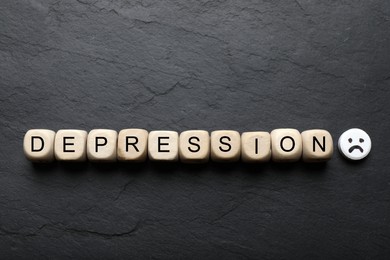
338, 128, 371, 160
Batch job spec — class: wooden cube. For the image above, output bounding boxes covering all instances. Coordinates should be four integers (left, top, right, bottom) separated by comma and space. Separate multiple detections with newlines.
148, 131, 179, 161
87, 129, 118, 162
241, 131, 271, 162
117, 129, 148, 162
54, 129, 88, 161
271, 129, 302, 162
23, 129, 56, 162
210, 130, 240, 162
179, 130, 210, 163
301, 129, 333, 162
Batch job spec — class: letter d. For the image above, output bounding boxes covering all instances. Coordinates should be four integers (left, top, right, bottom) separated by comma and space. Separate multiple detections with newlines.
31, 136, 44, 152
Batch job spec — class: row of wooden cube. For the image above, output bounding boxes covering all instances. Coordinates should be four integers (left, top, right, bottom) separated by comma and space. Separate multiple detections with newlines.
24, 129, 333, 163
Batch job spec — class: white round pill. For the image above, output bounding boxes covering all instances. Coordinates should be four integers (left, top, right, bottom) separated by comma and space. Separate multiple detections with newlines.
338, 128, 371, 160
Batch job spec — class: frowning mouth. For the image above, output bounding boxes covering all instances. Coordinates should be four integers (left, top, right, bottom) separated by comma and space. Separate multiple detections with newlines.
349, 145, 364, 153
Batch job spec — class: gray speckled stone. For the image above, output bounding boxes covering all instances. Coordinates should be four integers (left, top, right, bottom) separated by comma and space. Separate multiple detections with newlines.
1, 0, 390, 258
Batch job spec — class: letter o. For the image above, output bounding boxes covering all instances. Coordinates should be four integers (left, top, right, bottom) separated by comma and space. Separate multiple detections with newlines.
280, 136, 295, 152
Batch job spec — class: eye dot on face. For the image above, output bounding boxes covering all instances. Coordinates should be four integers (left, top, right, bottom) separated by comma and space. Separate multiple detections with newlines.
348, 138, 353, 143
359, 138, 364, 143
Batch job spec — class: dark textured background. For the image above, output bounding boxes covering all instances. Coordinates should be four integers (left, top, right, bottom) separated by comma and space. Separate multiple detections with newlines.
1, 0, 390, 259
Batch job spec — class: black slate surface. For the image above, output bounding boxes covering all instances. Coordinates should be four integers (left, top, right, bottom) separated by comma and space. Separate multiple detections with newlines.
1, 0, 390, 259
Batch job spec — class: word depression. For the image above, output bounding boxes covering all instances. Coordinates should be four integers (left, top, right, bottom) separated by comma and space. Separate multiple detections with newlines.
24, 129, 334, 163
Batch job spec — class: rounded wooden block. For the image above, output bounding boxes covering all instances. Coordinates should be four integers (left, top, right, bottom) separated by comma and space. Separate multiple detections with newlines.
23, 129, 56, 162
179, 130, 210, 163
54, 129, 88, 161
271, 128, 302, 162
241, 131, 271, 163
302, 129, 333, 163
148, 131, 179, 161
87, 129, 118, 162
117, 129, 148, 162
210, 130, 241, 162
